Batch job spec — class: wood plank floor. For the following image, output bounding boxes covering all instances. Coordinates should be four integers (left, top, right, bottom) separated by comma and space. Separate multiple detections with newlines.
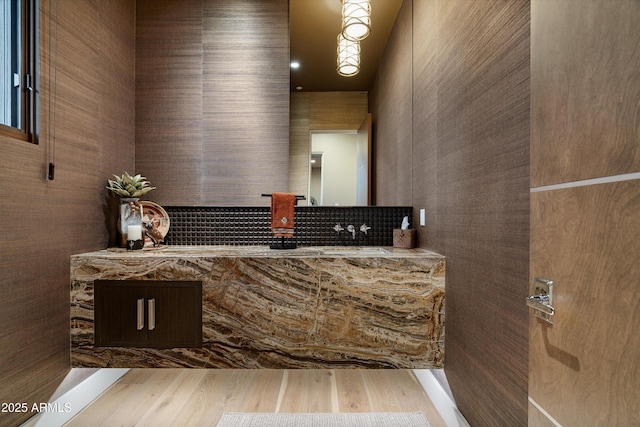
66, 369, 447, 426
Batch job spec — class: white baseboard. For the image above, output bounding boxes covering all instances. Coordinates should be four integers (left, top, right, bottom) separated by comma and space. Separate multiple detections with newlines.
413, 369, 470, 427
20, 368, 129, 427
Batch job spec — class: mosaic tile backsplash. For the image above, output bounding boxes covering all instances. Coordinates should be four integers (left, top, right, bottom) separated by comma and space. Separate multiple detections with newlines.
164, 206, 413, 247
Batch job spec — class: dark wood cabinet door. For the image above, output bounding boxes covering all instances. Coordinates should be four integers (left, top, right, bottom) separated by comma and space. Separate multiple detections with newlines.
95, 280, 202, 348
146, 283, 202, 348
95, 282, 147, 347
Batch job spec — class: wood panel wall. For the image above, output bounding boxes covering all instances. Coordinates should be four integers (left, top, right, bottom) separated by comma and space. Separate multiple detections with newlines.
531, 0, 640, 186
135, 0, 290, 207
289, 92, 368, 204
529, 1, 640, 425
0, 1, 135, 425
370, 1, 530, 426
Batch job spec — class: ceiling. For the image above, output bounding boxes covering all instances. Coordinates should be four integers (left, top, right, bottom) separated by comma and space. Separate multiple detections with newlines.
289, 0, 403, 92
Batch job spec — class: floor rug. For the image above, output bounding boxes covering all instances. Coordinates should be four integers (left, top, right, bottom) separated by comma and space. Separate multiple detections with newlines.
216, 411, 432, 427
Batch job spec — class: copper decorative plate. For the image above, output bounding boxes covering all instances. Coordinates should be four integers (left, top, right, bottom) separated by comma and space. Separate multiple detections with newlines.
140, 201, 170, 246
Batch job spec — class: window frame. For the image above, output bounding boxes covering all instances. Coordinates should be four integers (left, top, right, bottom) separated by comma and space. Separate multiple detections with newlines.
0, 0, 38, 144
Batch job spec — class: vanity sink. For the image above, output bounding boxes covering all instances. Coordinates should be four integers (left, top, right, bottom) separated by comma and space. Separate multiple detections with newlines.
318, 247, 390, 256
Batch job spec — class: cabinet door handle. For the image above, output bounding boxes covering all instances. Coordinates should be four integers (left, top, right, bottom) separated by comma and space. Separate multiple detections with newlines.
137, 298, 144, 330
148, 298, 156, 331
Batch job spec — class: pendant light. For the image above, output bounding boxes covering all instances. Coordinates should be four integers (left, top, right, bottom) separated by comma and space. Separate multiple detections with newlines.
337, 33, 360, 76
341, 0, 371, 42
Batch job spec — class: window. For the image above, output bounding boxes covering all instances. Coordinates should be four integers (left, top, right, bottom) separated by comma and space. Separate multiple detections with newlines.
0, 0, 37, 143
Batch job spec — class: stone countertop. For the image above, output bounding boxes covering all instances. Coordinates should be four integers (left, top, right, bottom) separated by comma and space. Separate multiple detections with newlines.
72, 245, 445, 260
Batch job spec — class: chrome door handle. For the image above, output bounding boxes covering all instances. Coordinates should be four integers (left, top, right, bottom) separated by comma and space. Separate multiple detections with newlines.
526, 294, 554, 315
527, 278, 555, 324
148, 298, 156, 331
137, 298, 145, 330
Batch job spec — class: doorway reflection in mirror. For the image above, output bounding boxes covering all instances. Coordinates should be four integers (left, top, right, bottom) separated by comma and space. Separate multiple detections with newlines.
309, 131, 367, 206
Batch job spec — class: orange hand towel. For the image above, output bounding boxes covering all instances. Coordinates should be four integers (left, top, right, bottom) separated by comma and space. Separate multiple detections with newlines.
271, 192, 297, 237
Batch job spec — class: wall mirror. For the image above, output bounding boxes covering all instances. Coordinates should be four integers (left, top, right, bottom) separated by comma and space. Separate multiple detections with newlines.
289, 0, 401, 206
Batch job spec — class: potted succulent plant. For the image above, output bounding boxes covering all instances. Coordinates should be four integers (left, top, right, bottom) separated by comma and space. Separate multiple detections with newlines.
107, 172, 156, 198
107, 172, 156, 247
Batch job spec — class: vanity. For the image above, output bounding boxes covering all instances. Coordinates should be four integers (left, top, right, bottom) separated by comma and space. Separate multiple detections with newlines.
71, 246, 445, 369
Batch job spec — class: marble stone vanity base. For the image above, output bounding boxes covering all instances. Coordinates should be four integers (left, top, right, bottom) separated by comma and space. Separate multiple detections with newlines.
71, 246, 445, 369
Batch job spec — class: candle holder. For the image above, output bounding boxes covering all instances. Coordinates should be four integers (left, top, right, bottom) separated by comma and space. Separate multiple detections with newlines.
126, 224, 144, 250
126, 239, 145, 250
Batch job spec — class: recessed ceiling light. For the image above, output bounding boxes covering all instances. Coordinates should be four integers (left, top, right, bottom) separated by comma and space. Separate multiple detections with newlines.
290, 61, 300, 69
296, 86, 303, 91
